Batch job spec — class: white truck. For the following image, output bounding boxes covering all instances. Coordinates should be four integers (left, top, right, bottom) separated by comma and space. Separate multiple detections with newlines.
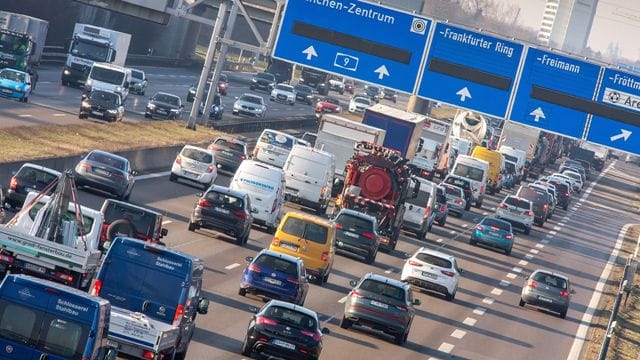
498, 121, 540, 161
314, 114, 386, 196
61, 23, 131, 87
412, 116, 453, 180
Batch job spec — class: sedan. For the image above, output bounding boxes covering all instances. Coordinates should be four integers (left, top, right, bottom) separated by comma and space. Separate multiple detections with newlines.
294, 84, 314, 105
401, 247, 462, 301
519, 269, 574, 318
270, 83, 295, 105
348, 96, 372, 113
233, 94, 267, 118
128, 68, 147, 95
241, 300, 329, 360
145, 92, 183, 120
0, 68, 31, 102
74, 150, 136, 200
470, 217, 514, 255
79, 90, 124, 122
381, 88, 397, 103
363, 85, 380, 102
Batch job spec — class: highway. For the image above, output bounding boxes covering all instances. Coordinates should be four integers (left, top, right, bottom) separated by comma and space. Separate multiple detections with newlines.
3, 154, 636, 359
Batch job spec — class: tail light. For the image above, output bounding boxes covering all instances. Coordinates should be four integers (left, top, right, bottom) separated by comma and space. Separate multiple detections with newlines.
560, 290, 569, 298
321, 252, 329, 261
499, 203, 507, 209
543, 204, 548, 212
55, 272, 73, 283
175, 155, 182, 164
441, 270, 455, 277
172, 304, 185, 326
81, 162, 92, 169
349, 290, 364, 298
335, 224, 344, 230
272, 237, 281, 246
439, 204, 446, 212
525, 210, 534, 216
257, 316, 279, 326
301, 329, 322, 341
240, 154, 247, 160
504, 234, 513, 239
141, 351, 155, 360
112, 172, 125, 179
455, 199, 463, 205
527, 280, 537, 289
9, 176, 17, 190
207, 145, 217, 151
475, 225, 485, 231
423, 206, 431, 220
361, 232, 375, 240
253, 146, 260, 158
321, 185, 327, 195
233, 210, 247, 219
564, 192, 569, 196
395, 305, 408, 312
90, 279, 103, 296
287, 277, 300, 284
480, 185, 485, 193
271, 199, 278, 213
206, 164, 215, 173
248, 264, 262, 273
408, 260, 423, 267
490, 226, 500, 231
0, 254, 13, 264
197, 199, 212, 208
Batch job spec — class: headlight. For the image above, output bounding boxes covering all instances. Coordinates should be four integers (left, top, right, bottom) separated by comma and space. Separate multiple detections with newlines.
252, 79, 257, 83
336, 106, 341, 112
63, 69, 71, 75
170, 109, 180, 113
81, 101, 91, 108
107, 109, 117, 114
256, 108, 263, 113
15, 85, 22, 91
306, 94, 312, 98
116, 86, 122, 92
234, 104, 240, 110
213, 106, 219, 112
147, 103, 156, 110
288, 95, 294, 100
86, 79, 93, 86
269, 82, 275, 87
189, 89, 196, 95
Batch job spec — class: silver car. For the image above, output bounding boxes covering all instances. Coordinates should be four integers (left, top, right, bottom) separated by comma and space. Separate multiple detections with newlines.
129, 68, 147, 95
442, 184, 466, 218
495, 195, 534, 235
520, 269, 574, 319
232, 93, 267, 118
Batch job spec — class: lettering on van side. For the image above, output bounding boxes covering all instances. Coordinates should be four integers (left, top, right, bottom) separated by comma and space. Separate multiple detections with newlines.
155, 256, 183, 271
56, 299, 89, 316
239, 177, 275, 191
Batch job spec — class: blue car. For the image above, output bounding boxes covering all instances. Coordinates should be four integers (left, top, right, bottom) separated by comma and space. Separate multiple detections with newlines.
470, 217, 514, 255
239, 249, 309, 306
0, 68, 32, 102
503, 172, 515, 189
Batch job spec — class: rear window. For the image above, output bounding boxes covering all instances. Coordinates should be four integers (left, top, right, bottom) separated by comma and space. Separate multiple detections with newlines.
265, 306, 316, 330
260, 130, 294, 150
407, 188, 430, 207
255, 254, 297, 276
103, 203, 157, 238
550, 181, 569, 194
181, 147, 213, 164
335, 214, 374, 231
444, 177, 471, 190
444, 185, 463, 197
205, 191, 243, 210
87, 152, 125, 171
517, 187, 547, 204
359, 279, 405, 302
282, 217, 329, 244
436, 187, 447, 203
504, 196, 531, 210
482, 218, 511, 231
416, 253, 452, 269
504, 162, 516, 173
503, 154, 518, 163
453, 164, 484, 182
17, 167, 58, 187
532, 272, 567, 290
214, 139, 245, 153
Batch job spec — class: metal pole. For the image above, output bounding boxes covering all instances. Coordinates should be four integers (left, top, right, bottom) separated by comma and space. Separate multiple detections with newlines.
186, 1, 229, 130
202, 1, 239, 126
598, 275, 628, 360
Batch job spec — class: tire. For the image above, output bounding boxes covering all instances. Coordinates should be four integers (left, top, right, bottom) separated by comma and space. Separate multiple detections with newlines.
144, 113, 151, 119
238, 288, 247, 297
394, 329, 408, 345
140, 91, 145, 96
519, 298, 525, 307
437, 216, 446, 227
563, 204, 568, 211
107, 219, 135, 241
188, 222, 197, 232
537, 220, 544, 228
465, 202, 471, 211
475, 199, 483, 209
364, 249, 377, 264
169, 173, 177, 182
250, 85, 255, 91
469, 237, 477, 246
22, 96, 28, 103
340, 316, 352, 329
560, 308, 567, 319
241, 334, 252, 356
505, 246, 512, 256
297, 297, 305, 307
235, 232, 244, 246
445, 289, 456, 301
524, 227, 531, 235
123, 189, 131, 201
322, 270, 330, 284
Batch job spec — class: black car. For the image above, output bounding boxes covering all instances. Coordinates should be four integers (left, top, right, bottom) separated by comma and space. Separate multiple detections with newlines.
207, 136, 248, 173
442, 175, 473, 211
363, 85, 380, 103
188, 185, 253, 245
4, 163, 60, 209
208, 94, 225, 120
381, 88, 397, 103
333, 209, 379, 264
516, 185, 550, 227
546, 179, 571, 210
73, 150, 136, 200
250, 72, 276, 92
100, 199, 168, 250
294, 84, 314, 105
241, 300, 329, 360
434, 185, 448, 226
79, 90, 124, 122
145, 92, 184, 119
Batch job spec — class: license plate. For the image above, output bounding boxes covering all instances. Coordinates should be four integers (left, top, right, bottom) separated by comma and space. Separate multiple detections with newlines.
344, 231, 359, 239
421, 271, 438, 280
222, 151, 233, 156
370, 300, 388, 309
264, 277, 282, 286
183, 170, 198, 178
2, 89, 12, 94
281, 243, 298, 251
91, 111, 103, 116
214, 207, 229, 214
94, 168, 110, 176
24, 262, 46, 274
272, 339, 295, 350
538, 296, 553, 303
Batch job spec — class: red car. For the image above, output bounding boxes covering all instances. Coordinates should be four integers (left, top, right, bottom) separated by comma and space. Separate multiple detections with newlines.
315, 97, 341, 117
344, 79, 355, 94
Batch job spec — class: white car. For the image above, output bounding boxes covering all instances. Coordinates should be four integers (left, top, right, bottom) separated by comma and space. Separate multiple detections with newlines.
401, 247, 462, 301
348, 96, 372, 113
170, 145, 218, 189
560, 170, 584, 190
270, 83, 296, 105
496, 195, 534, 235
233, 93, 267, 118
551, 173, 581, 193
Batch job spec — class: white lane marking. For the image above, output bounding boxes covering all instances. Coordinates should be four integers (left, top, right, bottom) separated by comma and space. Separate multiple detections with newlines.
490, 207, 496, 211
451, 329, 466, 339
553, 226, 561, 231
506, 273, 517, 279
525, 254, 534, 259
449, 230, 456, 234
541, 239, 549, 244
545, 234, 553, 238
463, 317, 477, 326
438, 343, 455, 354
571, 207, 579, 211
482, 212, 488, 216
436, 238, 443, 243
384, 269, 393, 274
549, 230, 557, 235
562, 216, 570, 221
499, 280, 510, 287
530, 249, 539, 254
19, 114, 33, 117
535, 243, 544, 249
174, 238, 205, 248
338, 296, 348, 304
52, 113, 65, 117
473, 307, 486, 315
635, 232, 640, 258
512, 266, 523, 273
482, 297, 495, 305
225, 263, 241, 270
519, 260, 529, 266
462, 224, 468, 228
490, 288, 503, 296
558, 223, 566, 227
162, 220, 172, 225
135, 171, 171, 181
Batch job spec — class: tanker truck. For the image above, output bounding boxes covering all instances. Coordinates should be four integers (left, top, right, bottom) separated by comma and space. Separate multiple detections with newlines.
335, 142, 414, 252
451, 110, 487, 148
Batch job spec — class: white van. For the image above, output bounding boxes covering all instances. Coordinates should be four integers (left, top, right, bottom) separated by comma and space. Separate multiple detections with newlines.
283, 145, 336, 214
230, 160, 286, 232
6, 191, 103, 251
451, 155, 489, 208
86, 62, 132, 102
253, 129, 297, 168
402, 177, 437, 240
499, 145, 527, 182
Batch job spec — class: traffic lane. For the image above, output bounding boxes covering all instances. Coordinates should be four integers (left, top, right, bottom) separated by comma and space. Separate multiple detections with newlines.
0, 97, 86, 128
452, 162, 638, 360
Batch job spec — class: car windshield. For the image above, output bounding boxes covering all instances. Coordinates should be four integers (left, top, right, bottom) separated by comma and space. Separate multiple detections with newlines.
264, 306, 317, 330
260, 130, 294, 150
204, 191, 243, 210
453, 164, 484, 182
335, 213, 374, 231
153, 93, 180, 106
214, 139, 245, 153
407, 186, 431, 207
550, 181, 569, 194
256, 73, 275, 81
89, 91, 119, 104
254, 255, 297, 275
90, 66, 124, 85
87, 152, 125, 170
0, 69, 25, 83
354, 97, 370, 105
70, 39, 109, 61
276, 84, 293, 92
181, 147, 213, 163
325, 98, 340, 106
359, 279, 405, 302
532, 272, 568, 290
295, 85, 312, 93
416, 253, 452, 269
240, 95, 262, 105
131, 70, 144, 80
502, 154, 518, 163
504, 196, 531, 210
482, 218, 511, 231
281, 217, 329, 244
218, 74, 228, 82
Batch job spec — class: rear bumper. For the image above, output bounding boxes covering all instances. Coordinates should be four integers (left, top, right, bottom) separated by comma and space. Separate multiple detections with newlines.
343, 307, 408, 334
402, 275, 453, 295
191, 213, 245, 237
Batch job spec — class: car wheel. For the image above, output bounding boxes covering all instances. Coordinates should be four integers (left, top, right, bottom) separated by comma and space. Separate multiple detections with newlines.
437, 216, 446, 227
250, 85, 255, 91
505, 246, 512, 256
524, 227, 531, 235
519, 298, 525, 307
235, 232, 244, 246
465, 202, 471, 211
416, 227, 427, 241
322, 270, 330, 284
140, 91, 145, 96
123, 189, 131, 201
240, 334, 252, 356
188, 222, 197, 232
469, 236, 477, 245
364, 249, 377, 264
232, 111, 238, 116
238, 287, 247, 297
445, 289, 456, 301
394, 329, 408, 345
475, 199, 483, 208
537, 220, 544, 228
340, 316, 352, 329
560, 308, 567, 319
23, 96, 28, 103
297, 297, 305, 307
563, 204, 568, 211
169, 173, 177, 182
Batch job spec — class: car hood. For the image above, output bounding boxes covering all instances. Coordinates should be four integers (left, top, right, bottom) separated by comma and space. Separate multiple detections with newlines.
235, 100, 263, 108
131, 78, 144, 84
88, 99, 118, 110
0, 78, 26, 89
272, 89, 294, 96
149, 100, 180, 110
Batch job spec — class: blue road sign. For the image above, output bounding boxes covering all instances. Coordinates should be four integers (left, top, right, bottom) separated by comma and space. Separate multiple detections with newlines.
586, 68, 640, 155
510, 48, 602, 139
272, 0, 432, 93
417, 22, 524, 118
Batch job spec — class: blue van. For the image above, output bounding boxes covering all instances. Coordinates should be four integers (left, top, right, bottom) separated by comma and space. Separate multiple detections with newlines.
91, 237, 209, 360
0, 274, 114, 360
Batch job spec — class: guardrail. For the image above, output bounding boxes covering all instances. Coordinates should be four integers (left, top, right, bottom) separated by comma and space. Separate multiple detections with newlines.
208, 115, 319, 133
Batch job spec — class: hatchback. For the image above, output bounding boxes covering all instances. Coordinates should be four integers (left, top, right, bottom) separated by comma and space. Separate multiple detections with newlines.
188, 185, 253, 245
442, 175, 472, 211
495, 195, 534, 235
239, 250, 309, 306
4, 163, 60, 209
241, 300, 329, 360
207, 136, 249, 174
170, 145, 217, 189
519, 269, 574, 319
74, 150, 136, 200
470, 217, 514, 255
333, 209, 379, 264
401, 247, 462, 301
341, 273, 420, 345
443, 184, 466, 218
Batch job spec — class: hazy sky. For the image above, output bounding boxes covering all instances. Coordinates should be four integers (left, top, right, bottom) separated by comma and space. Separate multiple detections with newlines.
502, 0, 640, 61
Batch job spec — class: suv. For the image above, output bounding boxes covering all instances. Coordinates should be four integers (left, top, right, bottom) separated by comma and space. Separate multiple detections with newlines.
516, 185, 550, 227
442, 175, 472, 211
333, 209, 379, 264
188, 185, 253, 245
170, 145, 217, 190
4, 163, 60, 209
207, 136, 249, 174
545, 179, 571, 210
401, 247, 463, 301
78, 90, 124, 122
496, 195, 534, 235
99, 199, 168, 250
250, 72, 276, 92
341, 273, 420, 345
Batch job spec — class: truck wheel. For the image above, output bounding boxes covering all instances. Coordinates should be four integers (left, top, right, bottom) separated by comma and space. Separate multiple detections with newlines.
416, 227, 427, 241
107, 219, 135, 241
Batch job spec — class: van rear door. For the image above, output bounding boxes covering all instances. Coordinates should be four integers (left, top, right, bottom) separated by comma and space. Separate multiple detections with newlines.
403, 181, 433, 227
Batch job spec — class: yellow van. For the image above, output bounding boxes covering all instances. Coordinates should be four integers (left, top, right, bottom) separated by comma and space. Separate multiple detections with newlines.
471, 146, 503, 194
270, 212, 336, 285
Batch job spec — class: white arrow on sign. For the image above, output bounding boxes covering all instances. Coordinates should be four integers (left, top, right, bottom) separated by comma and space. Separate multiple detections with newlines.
374, 65, 390, 80
302, 46, 318, 61
456, 87, 472, 102
610, 129, 632, 142
530, 107, 546, 122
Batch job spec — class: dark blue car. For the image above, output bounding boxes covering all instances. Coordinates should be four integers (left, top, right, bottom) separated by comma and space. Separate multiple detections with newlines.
470, 217, 514, 255
239, 249, 309, 306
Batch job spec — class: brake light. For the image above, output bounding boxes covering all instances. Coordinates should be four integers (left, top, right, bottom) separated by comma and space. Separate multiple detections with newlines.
455, 199, 463, 205
475, 225, 485, 231
301, 329, 322, 341
395, 305, 408, 313
175, 155, 182, 164
272, 237, 281, 246
241, 154, 247, 160
564, 192, 569, 196
423, 206, 431, 220
0, 254, 13, 264
173, 304, 185, 326
480, 185, 485, 193
287, 277, 300, 284
141, 351, 155, 360
504, 234, 513, 240
55, 272, 73, 282
560, 290, 569, 298
90, 280, 102, 296
439, 204, 446, 212
321, 185, 327, 195
197, 199, 212, 208
233, 210, 247, 219
499, 203, 507, 209
81, 162, 91, 169
441, 270, 455, 277
490, 226, 500, 231
543, 204, 548, 212
525, 210, 534, 216
527, 280, 537, 289
248, 264, 262, 273
256, 316, 279, 326
349, 290, 364, 298
253, 146, 260, 158
321, 252, 329, 262
361, 232, 375, 240
9, 177, 17, 190
335, 224, 343, 230
408, 260, 423, 267
271, 199, 278, 213
206, 164, 215, 173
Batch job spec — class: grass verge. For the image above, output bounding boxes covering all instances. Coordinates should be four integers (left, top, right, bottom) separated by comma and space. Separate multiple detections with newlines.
0, 121, 225, 164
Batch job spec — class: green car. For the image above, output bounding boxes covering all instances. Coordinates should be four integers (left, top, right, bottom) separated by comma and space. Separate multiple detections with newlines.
470, 217, 514, 255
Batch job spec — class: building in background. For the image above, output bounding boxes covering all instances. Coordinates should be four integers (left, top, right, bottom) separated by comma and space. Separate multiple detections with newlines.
537, 0, 599, 55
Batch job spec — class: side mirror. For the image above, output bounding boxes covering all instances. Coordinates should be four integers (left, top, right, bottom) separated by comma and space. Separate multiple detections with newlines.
249, 306, 260, 314
161, 228, 168, 237
570, 289, 576, 295
245, 256, 254, 262
131, 170, 138, 176
180, 104, 184, 109
458, 268, 464, 275
413, 299, 421, 306
196, 192, 203, 197
349, 280, 358, 287
235, 96, 239, 100
196, 297, 209, 315
321, 327, 330, 335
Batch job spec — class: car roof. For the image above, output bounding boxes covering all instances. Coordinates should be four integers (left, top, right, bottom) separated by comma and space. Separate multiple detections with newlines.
504, 195, 531, 203
336, 208, 376, 222
214, 136, 247, 146
182, 145, 213, 155
154, 92, 180, 99
266, 299, 319, 320
361, 273, 409, 290
531, 268, 569, 281
117, 237, 203, 264
415, 247, 455, 263
207, 185, 247, 199
103, 199, 163, 216
284, 211, 334, 227
257, 249, 303, 265
87, 150, 129, 164
19, 163, 62, 176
